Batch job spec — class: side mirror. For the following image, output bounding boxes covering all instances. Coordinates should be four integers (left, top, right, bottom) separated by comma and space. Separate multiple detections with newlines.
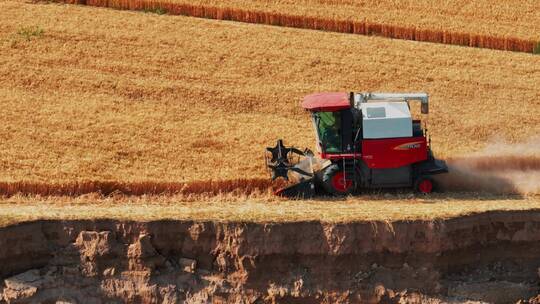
421, 101, 429, 114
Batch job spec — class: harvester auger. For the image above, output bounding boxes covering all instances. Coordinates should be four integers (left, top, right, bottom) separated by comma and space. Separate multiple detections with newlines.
265, 92, 449, 198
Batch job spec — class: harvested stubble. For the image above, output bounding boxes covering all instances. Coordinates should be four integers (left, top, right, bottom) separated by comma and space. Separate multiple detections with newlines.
60, 0, 538, 53
0, 194, 539, 227
0, 1, 539, 194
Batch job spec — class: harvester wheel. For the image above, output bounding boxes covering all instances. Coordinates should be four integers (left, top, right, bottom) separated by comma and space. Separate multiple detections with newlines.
415, 176, 434, 194
321, 164, 353, 195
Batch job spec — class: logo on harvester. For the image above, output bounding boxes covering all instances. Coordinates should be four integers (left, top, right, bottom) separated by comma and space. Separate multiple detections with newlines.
393, 141, 423, 150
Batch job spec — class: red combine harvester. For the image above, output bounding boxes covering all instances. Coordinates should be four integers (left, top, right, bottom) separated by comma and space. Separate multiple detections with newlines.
265, 92, 448, 197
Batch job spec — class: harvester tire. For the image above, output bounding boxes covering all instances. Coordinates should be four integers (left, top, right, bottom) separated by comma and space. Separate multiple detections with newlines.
321, 164, 353, 196
415, 176, 434, 194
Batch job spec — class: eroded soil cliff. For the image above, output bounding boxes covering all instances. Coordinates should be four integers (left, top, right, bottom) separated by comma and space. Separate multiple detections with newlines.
2, 211, 540, 303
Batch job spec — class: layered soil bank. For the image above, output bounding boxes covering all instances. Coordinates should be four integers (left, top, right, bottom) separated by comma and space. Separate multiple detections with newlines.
2, 211, 540, 303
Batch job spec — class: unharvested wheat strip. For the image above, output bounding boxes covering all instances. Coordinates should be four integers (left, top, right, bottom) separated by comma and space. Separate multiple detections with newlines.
0, 179, 276, 196
151, 0, 540, 42
448, 156, 540, 172
58, 0, 538, 53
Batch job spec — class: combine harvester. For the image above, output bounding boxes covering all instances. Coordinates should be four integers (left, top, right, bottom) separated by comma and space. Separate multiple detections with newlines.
266, 92, 448, 197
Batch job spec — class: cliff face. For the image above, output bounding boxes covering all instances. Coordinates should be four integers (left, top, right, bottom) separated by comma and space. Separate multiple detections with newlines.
1, 211, 540, 303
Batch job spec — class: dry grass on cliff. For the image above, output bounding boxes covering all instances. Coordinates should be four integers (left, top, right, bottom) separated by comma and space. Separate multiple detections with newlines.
1, 1, 539, 188
155, 0, 540, 42
0, 193, 539, 227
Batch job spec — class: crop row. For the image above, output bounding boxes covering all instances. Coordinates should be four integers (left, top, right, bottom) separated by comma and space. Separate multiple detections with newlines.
0, 179, 276, 196
63, 0, 539, 53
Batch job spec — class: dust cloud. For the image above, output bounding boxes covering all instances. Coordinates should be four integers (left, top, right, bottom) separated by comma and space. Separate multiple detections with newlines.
435, 138, 540, 194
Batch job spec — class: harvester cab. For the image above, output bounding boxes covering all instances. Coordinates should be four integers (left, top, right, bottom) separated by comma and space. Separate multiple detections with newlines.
265, 92, 448, 198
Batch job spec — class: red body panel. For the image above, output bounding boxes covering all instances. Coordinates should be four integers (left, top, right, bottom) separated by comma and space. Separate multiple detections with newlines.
302, 92, 350, 112
362, 137, 427, 169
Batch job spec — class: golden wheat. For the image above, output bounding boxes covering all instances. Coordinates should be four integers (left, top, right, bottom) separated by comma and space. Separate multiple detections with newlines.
151, 0, 540, 42
0, 179, 283, 196
59, 0, 538, 53
0, 1, 539, 192
0, 193, 539, 227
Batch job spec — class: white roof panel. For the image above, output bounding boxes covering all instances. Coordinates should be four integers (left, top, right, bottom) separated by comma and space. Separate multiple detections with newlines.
361, 101, 412, 139
361, 101, 411, 120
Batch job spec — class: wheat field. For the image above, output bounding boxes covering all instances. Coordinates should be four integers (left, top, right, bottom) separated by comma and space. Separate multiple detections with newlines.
0, 1, 539, 192
0, 193, 539, 227
61, 0, 539, 53
136, 0, 540, 42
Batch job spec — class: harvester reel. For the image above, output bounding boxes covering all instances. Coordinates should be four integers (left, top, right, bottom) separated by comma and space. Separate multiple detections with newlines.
266, 139, 314, 181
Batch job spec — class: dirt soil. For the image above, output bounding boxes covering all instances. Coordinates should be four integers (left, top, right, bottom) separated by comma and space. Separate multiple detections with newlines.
2, 211, 540, 303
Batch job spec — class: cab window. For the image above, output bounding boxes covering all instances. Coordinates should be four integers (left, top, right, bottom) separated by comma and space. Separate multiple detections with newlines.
314, 111, 342, 153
